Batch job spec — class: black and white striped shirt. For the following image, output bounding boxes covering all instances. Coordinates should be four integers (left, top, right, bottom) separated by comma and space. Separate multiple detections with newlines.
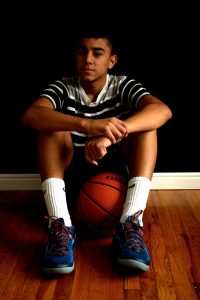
40, 74, 150, 147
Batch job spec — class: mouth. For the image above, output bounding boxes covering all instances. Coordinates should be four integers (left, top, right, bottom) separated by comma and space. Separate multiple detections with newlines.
82, 67, 95, 71
82, 67, 94, 72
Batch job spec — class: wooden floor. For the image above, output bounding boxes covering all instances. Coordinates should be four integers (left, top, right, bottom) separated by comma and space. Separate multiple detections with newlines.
0, 190, 200, 300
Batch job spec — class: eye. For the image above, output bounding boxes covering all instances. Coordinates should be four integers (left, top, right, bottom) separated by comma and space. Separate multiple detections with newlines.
93, 51, 103, 57
77, 48, 87, 56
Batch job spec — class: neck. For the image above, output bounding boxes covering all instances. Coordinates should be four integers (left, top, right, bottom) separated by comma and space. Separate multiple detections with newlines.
81, 75, 107, 102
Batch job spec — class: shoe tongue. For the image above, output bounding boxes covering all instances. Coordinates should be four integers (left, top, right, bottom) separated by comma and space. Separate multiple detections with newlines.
57, 218, 65, 225
127, 210, 143, 225
52, 217, 65, 227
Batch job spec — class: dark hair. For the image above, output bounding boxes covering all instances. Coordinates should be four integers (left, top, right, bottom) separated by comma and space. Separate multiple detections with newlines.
74, 28, 118, 55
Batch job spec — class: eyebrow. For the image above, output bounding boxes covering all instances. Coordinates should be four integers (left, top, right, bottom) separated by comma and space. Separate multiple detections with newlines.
77, 45, 105, 52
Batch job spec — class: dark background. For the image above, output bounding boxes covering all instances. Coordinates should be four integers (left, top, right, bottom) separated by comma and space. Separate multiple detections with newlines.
1, 3, 199, 173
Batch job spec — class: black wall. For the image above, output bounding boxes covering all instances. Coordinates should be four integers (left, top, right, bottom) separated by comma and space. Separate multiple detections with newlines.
1, 4, 199, 173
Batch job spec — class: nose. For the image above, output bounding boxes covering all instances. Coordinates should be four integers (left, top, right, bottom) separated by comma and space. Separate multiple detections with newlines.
85, 51, 93, 64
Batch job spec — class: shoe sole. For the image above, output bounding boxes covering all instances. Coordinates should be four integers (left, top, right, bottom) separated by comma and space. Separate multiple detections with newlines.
117, 257, 149, 272
42, 264, 74, 275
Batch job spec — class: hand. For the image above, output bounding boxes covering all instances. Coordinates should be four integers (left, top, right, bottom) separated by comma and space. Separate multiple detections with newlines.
85, 137, 112, 165
85, 117, 128, 144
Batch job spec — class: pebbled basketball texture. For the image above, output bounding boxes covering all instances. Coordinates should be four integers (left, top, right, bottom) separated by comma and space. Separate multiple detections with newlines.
77, 171, 127, 236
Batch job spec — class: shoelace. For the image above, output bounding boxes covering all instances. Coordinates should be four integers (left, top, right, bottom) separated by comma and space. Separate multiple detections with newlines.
47, 217, 73, 255
123, 211, 144, 251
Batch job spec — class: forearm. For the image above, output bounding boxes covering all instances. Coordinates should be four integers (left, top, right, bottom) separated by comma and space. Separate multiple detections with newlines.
22, 106, 86, 132
22, 106, 128, 143
125, 102, 172, 133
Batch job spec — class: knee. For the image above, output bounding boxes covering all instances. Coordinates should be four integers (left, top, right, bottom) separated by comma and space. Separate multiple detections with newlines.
123, 130, 157, 146
38, 131, 74, 155
38, 132, 74, 176
130, 130, 157, 141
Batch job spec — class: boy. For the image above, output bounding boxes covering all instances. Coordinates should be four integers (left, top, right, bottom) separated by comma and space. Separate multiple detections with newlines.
22, 29, 172, 275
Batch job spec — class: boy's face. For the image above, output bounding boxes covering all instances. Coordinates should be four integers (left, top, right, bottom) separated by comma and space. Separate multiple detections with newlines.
75, 38, 117, 83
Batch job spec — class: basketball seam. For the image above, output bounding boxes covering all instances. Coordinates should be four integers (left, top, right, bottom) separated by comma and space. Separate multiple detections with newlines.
80, 186, 119, 220
86, 181, 126, 194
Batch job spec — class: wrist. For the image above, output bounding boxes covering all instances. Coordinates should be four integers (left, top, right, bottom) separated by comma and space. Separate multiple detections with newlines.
80, 118, 89, 133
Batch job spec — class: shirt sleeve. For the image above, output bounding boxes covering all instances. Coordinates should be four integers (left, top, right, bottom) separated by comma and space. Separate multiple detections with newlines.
119, 77, 150, 109
39, 79, 68, 111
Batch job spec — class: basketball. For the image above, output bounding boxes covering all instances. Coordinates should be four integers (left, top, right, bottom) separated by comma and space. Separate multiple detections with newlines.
77, 171, 127, 236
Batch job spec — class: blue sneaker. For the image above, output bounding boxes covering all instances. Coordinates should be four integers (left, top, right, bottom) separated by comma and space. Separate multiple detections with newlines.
112, 210, 150, 272
42, 218, 76, 275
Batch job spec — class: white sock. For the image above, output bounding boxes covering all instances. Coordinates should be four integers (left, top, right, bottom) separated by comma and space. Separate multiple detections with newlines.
42, 178, 72, 227
120, 176, 151, 226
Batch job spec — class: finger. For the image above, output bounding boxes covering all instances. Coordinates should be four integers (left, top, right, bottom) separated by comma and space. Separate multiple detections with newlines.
103, 132, 116, 144
85, 146, 98, 165
89, 159, 98, 166
105, 121, 128, 141
86, 154, 98, 166
93, 143, 107, 157
106, 128, 123, 143
114, 122, 128, 137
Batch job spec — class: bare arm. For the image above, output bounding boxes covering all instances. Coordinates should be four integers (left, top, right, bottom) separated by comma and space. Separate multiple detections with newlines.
85, 136, 112, 165
84, 94, 172, 165
125, 94, 172, 133
22, 97, 128, 143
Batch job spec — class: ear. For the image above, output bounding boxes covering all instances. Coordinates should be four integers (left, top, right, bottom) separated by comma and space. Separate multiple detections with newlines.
108, 54, 118, 70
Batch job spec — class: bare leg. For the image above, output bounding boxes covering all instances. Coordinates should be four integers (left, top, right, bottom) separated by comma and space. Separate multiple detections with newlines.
121, 130, 157, 179
38, 131, 74, 226
120, 130, 157, 223
38, 131, 74, 181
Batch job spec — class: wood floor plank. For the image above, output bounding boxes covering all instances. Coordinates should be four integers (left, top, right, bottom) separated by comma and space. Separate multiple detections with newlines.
152, 191, 198, 300
164, 190, 200, 284
186, 190, 200, 222
88, 237, 123, 300
147, 193, 178, 300
124, 289, 142, 300
124, 274, 140, 290
0, 190, 199, 299
70, 238, 95, 300
165, 190, 200, 283
139, 204, 161, 300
